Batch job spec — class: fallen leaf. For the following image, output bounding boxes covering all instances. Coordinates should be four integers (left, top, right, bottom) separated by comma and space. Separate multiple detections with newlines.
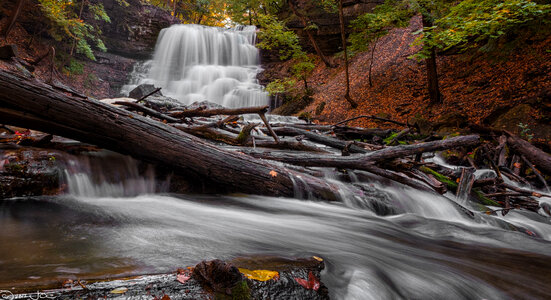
312, 256, 323, 262
239, 268, 279, 281
513, 162, 522, 169
177, 273, 191, 284
269, 170, 278, 177
110, 287, 128, 294
161, 295, 171, 300
295, 271, 320, 291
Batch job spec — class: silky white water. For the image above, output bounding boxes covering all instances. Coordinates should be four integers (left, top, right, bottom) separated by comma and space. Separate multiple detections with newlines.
2, 153, 551, 299
122, 25, 269, 108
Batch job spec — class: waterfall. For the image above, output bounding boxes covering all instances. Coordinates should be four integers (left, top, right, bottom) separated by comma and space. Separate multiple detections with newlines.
122, 25, 269, 108
62, 151, 160, 198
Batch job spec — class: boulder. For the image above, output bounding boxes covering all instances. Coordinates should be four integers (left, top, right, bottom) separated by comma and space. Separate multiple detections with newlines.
128, 83, 163, 99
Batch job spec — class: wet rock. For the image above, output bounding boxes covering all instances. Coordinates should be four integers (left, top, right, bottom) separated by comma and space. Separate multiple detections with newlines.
129, 83, 163, 100
0, 44, 18, 60
12, 256, 328, 300
187, 100, 226, 110
233, 256, 329, 300
0, 148, 63, 198
143, 95, 183, 111
88, 0, 180, 59
193, 259, 243, 295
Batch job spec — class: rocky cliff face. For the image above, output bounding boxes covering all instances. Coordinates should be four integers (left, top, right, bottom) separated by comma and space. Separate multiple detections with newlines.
89, 0, 179, 59
280, 0, 383, 55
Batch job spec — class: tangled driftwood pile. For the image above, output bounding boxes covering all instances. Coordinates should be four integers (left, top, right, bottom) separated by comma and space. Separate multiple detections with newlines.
1, 70, 550, 217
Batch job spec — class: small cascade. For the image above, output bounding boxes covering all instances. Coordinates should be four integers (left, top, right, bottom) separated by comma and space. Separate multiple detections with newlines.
122, 24, 269, 108
62, 152, 159, 198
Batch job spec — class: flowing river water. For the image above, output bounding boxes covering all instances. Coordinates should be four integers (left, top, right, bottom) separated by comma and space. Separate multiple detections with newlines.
1, 152, 551, 299
1, 25, 551, 299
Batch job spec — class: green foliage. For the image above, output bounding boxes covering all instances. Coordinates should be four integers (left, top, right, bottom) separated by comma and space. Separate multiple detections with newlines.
291, 57, 315, 86
349, 0, 413, 52
304, 22, 319, 31
89, 3, 111, 22
222, 0, 284, 25
66, 59, 84, 75
38, 0, 113, 60
116, 0, 130, 7
412, 0, 551, 59
266, 78, 296, 95
256, 13, 315, 93
318, 0, 338, 13
518, 122, 534, 141
256, 14, 304, 60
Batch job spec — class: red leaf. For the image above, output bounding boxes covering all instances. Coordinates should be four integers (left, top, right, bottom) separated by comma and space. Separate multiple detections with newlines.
177, 273, 191, 284
295, 271, 320, 291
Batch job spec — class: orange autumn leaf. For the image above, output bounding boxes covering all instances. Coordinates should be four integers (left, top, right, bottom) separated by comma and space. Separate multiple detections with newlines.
269, 170, 278, 177
239, 268, 279, 281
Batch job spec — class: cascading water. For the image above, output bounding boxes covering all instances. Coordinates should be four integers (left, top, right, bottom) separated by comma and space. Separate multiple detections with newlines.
121, 25, 269, 108
62, 151, 160, 198
2, 24, 551, 298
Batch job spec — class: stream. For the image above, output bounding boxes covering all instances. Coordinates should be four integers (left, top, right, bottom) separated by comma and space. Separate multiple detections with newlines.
1, 153, 551, 299
1, 24, 551, 299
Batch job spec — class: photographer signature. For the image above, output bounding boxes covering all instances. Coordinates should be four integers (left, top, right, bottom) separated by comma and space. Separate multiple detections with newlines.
0, 290, 58, 300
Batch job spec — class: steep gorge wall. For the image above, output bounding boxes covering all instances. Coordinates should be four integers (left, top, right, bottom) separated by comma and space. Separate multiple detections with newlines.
89, 0, 179, 59
280, 0, 383, 55
0, 0, 179, 98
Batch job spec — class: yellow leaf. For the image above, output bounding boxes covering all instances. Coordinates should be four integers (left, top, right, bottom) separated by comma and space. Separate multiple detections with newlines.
312, 256, 323, 262
239, 268, 279, 281
110, 287, 128, 294
269, 170, 278, 177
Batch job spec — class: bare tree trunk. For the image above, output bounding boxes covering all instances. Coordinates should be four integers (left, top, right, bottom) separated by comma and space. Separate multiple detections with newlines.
2, 0, 25, 38
338, 0, 358, 108
422, 15, 442, 105
369, 37, 379, 88
288, 0, 333, 68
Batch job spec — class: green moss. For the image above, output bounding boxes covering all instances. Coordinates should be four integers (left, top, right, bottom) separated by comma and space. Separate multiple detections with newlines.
383, 132, 399, 145
231, 281, 251, 300
472, 188, 501, 207
419, 166, 458, 190
5, 163, 25, 174
214, 281, 250, 300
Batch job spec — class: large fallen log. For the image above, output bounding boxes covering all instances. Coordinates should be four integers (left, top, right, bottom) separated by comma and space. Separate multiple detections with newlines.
507, 135, 551, 176
170, 105, 269, 118
239, 135, 481, 170
0, 70, 341, 200
267, 127, 369, 154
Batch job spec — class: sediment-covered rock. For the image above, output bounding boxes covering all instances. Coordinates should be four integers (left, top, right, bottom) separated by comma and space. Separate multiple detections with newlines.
13, 256, 329, 300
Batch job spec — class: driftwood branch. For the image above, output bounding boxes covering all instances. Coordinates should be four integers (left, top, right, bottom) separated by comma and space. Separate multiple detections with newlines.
508, 135, 551, 175
113, 101, 180, 123
171, 105, 269, 118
